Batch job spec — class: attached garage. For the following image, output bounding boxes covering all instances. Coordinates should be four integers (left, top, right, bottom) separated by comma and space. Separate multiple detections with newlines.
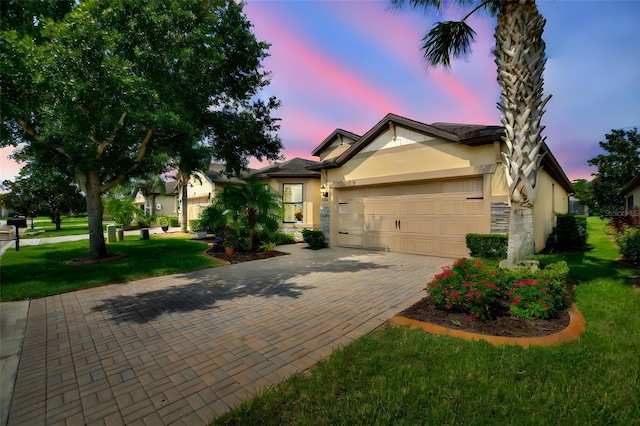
310, 113, 573, 259
336, 178, 484, 257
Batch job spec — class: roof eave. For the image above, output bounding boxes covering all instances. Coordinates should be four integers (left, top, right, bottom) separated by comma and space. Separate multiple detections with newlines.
619, 174, 640, 196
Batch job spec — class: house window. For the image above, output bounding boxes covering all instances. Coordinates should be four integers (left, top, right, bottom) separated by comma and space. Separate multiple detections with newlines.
283, 183, 303, 223
628, 196, 634, 210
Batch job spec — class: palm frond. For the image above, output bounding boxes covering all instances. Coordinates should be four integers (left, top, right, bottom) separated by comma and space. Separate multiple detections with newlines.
388, 0, 444, 12
422, 20, 476, 68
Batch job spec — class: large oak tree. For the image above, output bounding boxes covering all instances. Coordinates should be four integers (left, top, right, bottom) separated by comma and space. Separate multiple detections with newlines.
1, 0, 282, 259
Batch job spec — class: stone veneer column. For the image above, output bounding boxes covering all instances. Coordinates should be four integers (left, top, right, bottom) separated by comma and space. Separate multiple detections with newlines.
319, 205, 331, 246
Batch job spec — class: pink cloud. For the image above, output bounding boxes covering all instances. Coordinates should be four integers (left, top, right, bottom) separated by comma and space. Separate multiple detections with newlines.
246, 3, 408, 118
0, 147, 22, 185
326, 2, 499, 124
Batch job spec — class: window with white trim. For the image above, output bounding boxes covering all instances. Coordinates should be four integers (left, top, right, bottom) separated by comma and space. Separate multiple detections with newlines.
283, 183, 303, 223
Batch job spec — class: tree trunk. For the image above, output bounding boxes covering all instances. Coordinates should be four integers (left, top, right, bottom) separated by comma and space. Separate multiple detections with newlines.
78, 171, 109, 259
53, 215, 61, 231
181, 182, 188, 233
495, 0, 548, 267
505, 204, 535, 265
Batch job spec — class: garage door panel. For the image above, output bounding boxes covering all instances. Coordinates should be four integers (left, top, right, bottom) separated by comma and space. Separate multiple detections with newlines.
441, 220, 484, 236
440, 198, 483, 214
366, 233, 396, 251
336, 178, 485, 258
399, 219, 436, 234
399, 235, 436, 255
441, 240, 468, 258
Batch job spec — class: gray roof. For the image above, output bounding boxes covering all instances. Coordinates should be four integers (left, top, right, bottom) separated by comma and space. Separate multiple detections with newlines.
250, 157, 320, 180
204, 163, 250, 185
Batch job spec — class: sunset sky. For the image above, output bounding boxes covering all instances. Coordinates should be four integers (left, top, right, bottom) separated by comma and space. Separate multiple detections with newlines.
1, 0, 638, 183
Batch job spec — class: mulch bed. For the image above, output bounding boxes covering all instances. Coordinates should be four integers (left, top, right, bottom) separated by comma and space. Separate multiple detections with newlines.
397, 298, 570, 338
205, 246, 288, 264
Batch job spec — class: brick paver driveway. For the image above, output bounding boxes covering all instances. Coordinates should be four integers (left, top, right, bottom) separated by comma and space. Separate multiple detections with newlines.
7, 244, 449, 425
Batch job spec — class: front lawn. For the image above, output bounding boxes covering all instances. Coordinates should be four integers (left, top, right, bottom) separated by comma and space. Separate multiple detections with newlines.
0, 236, 221, 301
212, 217, 640, 425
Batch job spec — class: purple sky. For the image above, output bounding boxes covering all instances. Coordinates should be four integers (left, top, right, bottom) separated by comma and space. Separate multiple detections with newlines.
1, 0, 638, 183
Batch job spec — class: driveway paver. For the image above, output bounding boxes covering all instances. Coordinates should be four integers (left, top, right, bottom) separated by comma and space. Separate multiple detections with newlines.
4, 244, 449, 425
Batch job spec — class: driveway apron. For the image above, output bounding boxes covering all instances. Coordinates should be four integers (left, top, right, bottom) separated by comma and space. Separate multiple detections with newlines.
5, 244, 449, 425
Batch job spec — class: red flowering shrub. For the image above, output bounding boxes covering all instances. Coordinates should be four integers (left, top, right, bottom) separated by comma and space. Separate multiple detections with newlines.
425, 259, 569, 321
426, 258, 502, 320
507, 279, 557, 319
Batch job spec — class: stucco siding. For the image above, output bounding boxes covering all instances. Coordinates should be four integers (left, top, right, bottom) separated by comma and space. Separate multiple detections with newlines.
331, 129, 496, 183
533, 170, 570, 252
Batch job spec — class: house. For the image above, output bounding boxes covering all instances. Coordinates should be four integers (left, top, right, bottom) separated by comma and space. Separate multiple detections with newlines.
619, 174, 640, 210
309, 113, 573, 258
182, 164, 248, 224
134, 181, 178, 217
250, 157, 321, 236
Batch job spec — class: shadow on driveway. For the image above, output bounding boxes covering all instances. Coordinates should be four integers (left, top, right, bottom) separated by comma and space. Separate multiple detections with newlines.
91, 249, 392, 324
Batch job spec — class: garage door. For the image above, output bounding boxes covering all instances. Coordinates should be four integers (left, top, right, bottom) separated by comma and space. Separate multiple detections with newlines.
336, 178, 485, 258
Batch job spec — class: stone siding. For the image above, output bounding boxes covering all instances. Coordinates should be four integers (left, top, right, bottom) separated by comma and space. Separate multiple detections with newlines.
491, 202, 510, 234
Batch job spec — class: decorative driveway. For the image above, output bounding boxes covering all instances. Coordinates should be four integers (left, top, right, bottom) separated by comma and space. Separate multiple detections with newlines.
4, 244, 449, 425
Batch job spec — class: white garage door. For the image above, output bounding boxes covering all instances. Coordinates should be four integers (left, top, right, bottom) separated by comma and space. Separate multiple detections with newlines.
336, 178, 485, 258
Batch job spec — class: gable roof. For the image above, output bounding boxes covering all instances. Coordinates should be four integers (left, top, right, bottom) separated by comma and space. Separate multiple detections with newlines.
311, 129, 362, 157
309, 113, 573, 193
203, 163, 248, 185
619, 174, 640, 196
250, 157, 320, 180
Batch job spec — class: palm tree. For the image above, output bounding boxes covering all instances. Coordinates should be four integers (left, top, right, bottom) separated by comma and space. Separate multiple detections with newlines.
216, 180, 282, 251
391, 0, 549, 266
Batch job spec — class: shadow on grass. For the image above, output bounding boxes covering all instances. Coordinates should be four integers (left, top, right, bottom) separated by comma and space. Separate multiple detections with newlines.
91, 253, 392, 324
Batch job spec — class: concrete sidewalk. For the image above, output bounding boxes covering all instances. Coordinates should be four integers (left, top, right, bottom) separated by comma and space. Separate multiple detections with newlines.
2, 244, 448, 425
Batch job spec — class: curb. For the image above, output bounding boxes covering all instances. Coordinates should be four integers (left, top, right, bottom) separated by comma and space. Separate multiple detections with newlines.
388, 302, 585, 348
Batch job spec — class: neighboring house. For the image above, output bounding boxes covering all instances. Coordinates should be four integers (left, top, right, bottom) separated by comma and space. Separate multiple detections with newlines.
134, 181, 178, 217
182, 164, 248, 225
619, 174, 640, 210
309, 113, 573, 258
250, 157, 321, 236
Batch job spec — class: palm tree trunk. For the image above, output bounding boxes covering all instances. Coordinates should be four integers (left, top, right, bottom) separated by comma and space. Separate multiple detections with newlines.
496, 0, 549, 266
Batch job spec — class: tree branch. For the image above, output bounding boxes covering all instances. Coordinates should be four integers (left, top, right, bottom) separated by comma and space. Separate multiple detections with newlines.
97, 112, 127, 160
102, 128, 154, 193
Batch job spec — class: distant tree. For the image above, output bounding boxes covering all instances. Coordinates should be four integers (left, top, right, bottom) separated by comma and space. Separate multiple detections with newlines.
571, 179, 593, 210
103, 186, 139, 228
1, 163, 84, 230
1, 0, 282, 259
587, 128, 640, 216
391, 0, 550, 267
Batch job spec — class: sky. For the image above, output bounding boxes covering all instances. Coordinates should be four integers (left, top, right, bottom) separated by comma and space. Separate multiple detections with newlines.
1, 0, 638, 183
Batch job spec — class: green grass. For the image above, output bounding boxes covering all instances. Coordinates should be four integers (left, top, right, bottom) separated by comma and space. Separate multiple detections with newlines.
18, 216, 110, 239
0, 236, 221, 301
212, 217, 640, 425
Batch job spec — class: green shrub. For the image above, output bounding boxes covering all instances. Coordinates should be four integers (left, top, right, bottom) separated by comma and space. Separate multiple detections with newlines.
156, 216, 170, 227
274, 231, 296, 245
554, 214, 588, 250
426, 258, 502, 320
465, 234, 508, 259
167, 216, 179, 227
301, 229, 326, 250
617, 227, 640, 264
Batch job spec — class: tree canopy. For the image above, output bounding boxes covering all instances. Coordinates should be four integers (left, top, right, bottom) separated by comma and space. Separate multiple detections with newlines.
587, 128, 640, 216
1, 0, 282, 258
